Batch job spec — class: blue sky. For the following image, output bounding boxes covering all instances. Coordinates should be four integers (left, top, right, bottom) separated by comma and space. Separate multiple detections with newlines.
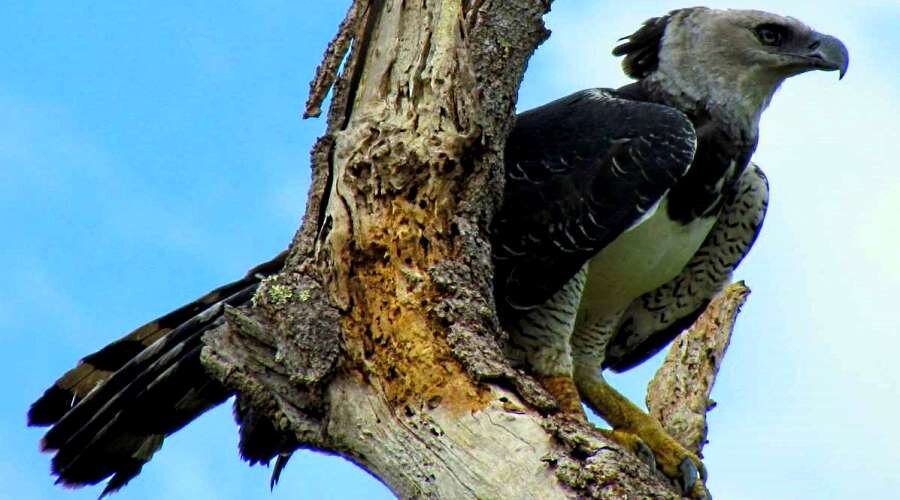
4, 1, 899, 499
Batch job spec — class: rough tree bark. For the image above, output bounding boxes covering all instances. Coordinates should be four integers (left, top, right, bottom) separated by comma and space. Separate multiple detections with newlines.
196, 2, 745, 498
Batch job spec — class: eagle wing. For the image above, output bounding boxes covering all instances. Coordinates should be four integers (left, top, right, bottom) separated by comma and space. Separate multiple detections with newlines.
604, 164, 769, 371
493, 89, 697, 319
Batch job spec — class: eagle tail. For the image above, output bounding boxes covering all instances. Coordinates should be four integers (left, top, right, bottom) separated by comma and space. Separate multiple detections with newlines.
28, 251, 287, 494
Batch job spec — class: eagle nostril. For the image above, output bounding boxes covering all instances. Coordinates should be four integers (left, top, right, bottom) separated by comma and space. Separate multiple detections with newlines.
808, 40, 821, 50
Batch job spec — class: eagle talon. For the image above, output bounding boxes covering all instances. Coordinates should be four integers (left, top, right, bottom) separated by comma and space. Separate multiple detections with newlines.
678, 456, 700, 495
679, 456, 713, 499
599, 426, 707, 497
599, 428, 656, 470
632, 436, 656, 470
574, 368, 712, 497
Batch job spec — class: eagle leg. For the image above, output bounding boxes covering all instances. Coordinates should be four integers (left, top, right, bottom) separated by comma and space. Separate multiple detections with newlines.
504, 266, 593, 420
574, 364, 708, 498
535, 374, 586, 421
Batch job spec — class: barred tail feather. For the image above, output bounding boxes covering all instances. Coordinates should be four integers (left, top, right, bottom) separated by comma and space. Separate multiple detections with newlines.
28, 251, 287, 494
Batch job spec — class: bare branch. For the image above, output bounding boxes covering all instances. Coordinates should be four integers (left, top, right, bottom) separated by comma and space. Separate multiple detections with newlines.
646, 282, 751, 455
304, 1, 367, 118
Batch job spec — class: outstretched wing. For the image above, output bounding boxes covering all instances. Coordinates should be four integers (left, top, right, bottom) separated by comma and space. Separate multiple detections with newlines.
493, 89, 697, 320
28, 251, 287, 495
604, 164, 769, 371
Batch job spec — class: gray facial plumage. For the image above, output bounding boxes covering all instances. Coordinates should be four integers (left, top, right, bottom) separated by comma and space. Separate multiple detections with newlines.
617, 8, 848, 133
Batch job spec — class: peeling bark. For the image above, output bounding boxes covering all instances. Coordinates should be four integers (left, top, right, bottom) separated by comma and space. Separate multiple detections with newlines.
198, 1, 740, 497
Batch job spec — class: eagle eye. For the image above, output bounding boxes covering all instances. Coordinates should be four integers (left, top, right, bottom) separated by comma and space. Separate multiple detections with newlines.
754, 24, 788, 47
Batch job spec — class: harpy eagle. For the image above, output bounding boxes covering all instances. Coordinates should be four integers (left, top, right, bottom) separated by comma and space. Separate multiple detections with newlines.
28, 7, 847, 497
494, 6, 846, 494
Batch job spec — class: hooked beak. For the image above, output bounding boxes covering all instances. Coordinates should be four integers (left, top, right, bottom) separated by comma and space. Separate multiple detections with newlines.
803, 32, 849, 79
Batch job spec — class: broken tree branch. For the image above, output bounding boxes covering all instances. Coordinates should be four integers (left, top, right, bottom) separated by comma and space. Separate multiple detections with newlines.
646, 281, 751, 456
304, 1, 367, 118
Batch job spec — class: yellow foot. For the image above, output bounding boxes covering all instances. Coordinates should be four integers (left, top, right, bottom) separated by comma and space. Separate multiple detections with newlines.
536, 374, 587, 422
690, 479, 712, 500
598, 428, 657, 470
602, 426, 708, 497
574, 368, 709, 497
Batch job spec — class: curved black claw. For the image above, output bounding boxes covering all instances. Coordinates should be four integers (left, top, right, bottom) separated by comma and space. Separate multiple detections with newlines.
598, 428, 657, 470
631, 439, 656, 471
677, 456, 700, 496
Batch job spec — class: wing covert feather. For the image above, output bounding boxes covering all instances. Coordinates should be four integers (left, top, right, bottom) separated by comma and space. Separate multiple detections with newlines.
493, 89, 697, 318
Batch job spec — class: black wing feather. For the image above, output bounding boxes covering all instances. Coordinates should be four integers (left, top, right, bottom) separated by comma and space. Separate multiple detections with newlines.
493, 89, 696, 321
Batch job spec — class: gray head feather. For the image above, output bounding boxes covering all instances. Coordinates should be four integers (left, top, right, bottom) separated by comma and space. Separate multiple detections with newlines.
616, 8, 848, 133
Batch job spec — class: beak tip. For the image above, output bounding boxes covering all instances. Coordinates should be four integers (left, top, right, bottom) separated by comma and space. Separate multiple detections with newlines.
811, 32, 849, 81
838, 60, 849, 80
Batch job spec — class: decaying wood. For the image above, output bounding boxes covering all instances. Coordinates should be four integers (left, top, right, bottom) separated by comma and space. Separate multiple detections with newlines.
646, 282, 751, 455
198, 1, 745, 497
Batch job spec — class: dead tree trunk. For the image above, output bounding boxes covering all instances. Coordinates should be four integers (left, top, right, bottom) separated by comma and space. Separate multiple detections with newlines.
198, 1, 737, 497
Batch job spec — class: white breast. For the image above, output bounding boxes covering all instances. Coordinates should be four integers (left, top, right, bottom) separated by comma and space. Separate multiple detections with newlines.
575, 197, 717, 327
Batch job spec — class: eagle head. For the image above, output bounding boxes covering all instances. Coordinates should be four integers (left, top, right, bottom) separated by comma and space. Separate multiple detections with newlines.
614, 8, 849, 129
